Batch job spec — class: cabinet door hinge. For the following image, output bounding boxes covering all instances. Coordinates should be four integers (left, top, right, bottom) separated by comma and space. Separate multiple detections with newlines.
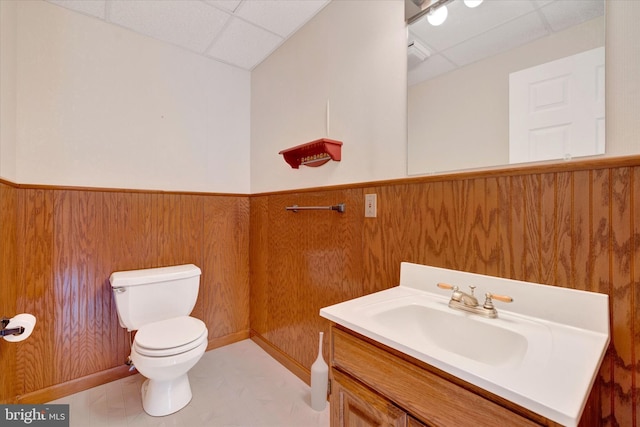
327, 378, 332, 395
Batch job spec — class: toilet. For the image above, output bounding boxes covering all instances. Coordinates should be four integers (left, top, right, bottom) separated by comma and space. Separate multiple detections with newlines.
109, 264, 208, 417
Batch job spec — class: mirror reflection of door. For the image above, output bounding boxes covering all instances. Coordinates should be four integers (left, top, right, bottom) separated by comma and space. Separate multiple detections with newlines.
509, 47, 605, 164
406, 0, 605, 175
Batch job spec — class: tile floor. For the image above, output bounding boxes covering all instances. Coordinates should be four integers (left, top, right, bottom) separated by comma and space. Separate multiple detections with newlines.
48, 339, 331, 427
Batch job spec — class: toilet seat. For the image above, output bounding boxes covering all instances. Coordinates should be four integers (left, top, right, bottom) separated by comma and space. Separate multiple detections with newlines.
134, 316, 207, 357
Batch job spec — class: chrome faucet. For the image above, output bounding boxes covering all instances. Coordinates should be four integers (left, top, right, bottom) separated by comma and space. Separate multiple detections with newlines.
451, 284, 478, 306
437, 283, 513, 318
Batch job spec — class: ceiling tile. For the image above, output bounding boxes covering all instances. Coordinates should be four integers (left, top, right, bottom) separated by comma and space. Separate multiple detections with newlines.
443, 11, 549, 67
44, 0, 331, 71
204, 0, 242, 13
206, 17, 282, 70
408, 54, 457, 86
541, 0, 605, 32
235, 0, 329, 37
48, 0, 107, 19
108, 0, 230, 53
410, 0, 537, 53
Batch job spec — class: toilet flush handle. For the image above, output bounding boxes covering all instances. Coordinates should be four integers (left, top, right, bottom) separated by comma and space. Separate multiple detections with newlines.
113, 287, 126, 293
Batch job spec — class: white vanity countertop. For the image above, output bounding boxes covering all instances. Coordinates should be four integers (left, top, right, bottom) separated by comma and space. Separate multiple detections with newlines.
320, 262, 610, 427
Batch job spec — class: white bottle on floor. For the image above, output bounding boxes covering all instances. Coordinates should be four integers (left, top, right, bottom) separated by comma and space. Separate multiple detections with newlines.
310, 331, 328, 411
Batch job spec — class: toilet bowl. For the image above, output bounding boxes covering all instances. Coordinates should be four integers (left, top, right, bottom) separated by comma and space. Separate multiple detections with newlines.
109, 264, 208, 417
130, 316, 208, 416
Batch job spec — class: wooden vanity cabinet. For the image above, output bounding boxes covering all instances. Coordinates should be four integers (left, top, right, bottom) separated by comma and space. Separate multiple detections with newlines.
331, 369, 407, 427
329, 325, 556, 427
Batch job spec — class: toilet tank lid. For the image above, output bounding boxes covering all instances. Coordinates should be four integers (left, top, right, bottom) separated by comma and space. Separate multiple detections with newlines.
109, 264, 201, 288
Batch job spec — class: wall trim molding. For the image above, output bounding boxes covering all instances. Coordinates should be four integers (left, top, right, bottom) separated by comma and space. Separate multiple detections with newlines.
250, 330, 311, 386
4, 154, 640, 198
16, 365, 136, 404
251, 154, 640, 196
14, 332, 250, 404
206, 330, 251, 352
0, 177, 248, 197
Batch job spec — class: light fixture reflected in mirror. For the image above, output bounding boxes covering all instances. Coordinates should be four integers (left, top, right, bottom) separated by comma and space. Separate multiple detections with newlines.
410, 0, 484, 27
427, 5, 448, 26
463, 0, 483, 8
405, 0, 484, 27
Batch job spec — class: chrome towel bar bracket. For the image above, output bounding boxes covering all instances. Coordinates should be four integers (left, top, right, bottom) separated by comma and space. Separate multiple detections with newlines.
286, 203, 345, 213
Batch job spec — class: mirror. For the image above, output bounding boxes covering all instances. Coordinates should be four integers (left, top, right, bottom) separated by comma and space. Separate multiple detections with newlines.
406, 0, 605, 175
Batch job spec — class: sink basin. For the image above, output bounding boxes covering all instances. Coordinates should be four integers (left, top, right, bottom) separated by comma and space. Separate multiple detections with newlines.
360, 292, 553, 374
320, 262, 610, 427
372, 303, 528, 367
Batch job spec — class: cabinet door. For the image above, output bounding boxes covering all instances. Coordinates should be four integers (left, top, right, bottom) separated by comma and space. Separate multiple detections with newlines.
331, 370, 406, 427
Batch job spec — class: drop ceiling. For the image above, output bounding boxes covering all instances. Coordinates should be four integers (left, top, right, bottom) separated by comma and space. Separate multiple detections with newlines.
408, 0, 604, 85
46, 0, 331, 71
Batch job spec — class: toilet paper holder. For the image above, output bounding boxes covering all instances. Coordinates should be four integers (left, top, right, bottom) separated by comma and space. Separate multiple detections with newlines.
0, 317, 25, 337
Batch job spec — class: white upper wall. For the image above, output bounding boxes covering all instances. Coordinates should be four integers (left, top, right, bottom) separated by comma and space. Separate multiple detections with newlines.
0, 1, 17, 180
3, 0, 250, 193
250, 0, 407, 193
606, 0, 640, 158
2, 0, 639, 194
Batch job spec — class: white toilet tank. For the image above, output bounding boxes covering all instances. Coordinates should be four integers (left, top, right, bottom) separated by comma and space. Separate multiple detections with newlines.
110, 264, 202, 331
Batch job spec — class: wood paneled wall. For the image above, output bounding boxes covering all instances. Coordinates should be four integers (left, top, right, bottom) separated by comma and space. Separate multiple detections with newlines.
1, 185, 250, 403
250, 190, 365, 376
0, 182, 18, 403
2, 156, 638, 425
250, 159, 640, 427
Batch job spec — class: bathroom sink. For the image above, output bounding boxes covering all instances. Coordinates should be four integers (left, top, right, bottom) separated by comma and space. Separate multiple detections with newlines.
320, 262, 610, 427
358, 291, 553, 375
371, 303, 529, 367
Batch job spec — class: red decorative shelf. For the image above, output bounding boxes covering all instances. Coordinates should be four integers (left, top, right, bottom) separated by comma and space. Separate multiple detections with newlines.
279, 138, 343, 169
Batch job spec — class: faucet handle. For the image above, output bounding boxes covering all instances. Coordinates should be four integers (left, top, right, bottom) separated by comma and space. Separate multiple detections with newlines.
437, 283, 460, 293
486, 292, 513, 303
483, 292, 513, 311
437, 282, 454, 290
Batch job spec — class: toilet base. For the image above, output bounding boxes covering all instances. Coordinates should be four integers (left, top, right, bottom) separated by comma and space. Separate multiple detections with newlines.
140, 374, 193, 417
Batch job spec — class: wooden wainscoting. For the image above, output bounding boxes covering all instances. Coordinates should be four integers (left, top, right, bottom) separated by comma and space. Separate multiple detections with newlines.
250, 189, 365, 372
250, 158, 640, 427
0, 181, 18, 403
3, 156, 639, 424
360, 170, 633, 426
3, 185, 250, 403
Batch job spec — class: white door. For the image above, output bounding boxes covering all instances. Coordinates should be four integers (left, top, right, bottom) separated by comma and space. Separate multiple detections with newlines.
509, 47, 605, 164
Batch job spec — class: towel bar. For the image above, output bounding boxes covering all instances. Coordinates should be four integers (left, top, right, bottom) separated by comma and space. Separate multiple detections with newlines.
285, 203, 345, 213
